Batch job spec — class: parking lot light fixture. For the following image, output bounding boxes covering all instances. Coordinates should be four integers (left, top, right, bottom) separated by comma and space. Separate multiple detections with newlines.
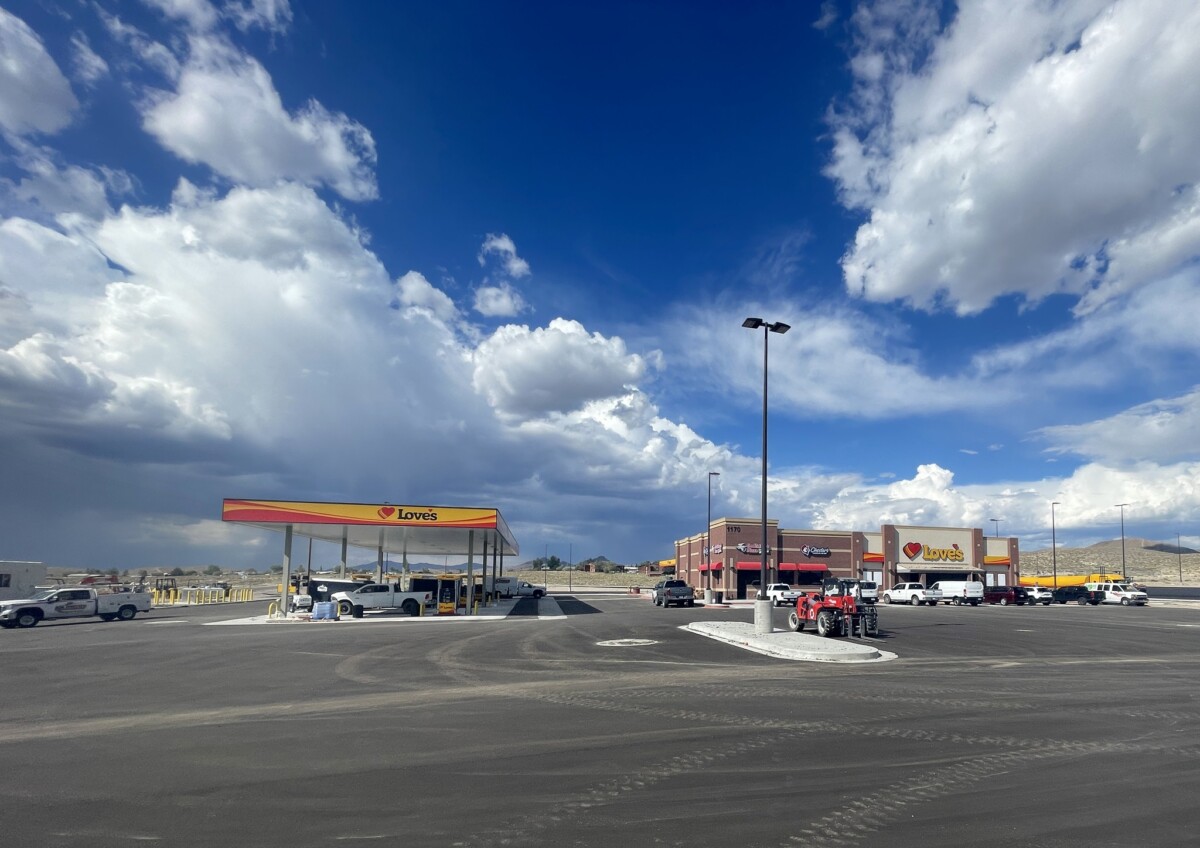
743, 316, 790, 636
1116, 504, 1131, 579
1051, 502, 1060, 588
990, 518, 1001, 538
706, 471, 720, 596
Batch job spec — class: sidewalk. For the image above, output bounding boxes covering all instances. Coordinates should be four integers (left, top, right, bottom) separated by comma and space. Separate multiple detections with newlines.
686, 620, 896, 663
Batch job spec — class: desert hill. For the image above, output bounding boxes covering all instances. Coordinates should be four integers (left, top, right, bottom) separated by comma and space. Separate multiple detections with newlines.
1020, 539, 1200, 585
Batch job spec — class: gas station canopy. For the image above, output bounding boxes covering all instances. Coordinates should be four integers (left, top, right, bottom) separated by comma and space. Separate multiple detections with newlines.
221, 499, 519, 558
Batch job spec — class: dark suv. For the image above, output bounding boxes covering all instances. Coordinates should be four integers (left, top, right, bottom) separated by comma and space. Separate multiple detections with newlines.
1052, 585, 1102, 605
982, 585, 1034, 606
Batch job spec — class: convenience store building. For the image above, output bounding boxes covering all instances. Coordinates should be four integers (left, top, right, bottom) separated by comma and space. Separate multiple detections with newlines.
674, 519, 1018, 600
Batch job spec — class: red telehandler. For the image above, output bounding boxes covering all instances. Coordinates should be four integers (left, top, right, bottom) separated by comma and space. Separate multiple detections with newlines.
786, 577, 879, 638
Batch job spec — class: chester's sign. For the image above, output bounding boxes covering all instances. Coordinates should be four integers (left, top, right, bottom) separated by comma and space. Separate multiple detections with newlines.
902, 541, 965, 562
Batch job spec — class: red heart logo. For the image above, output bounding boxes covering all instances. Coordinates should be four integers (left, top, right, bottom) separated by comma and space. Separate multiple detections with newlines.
377, 507, 396, 519
902, 542, 922, 560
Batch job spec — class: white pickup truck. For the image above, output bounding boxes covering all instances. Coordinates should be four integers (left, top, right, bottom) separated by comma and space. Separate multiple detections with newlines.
882, 582, 943, 607
492, 577, 546, 599
330, 583, 434, 617
765, 583, 804, 607
0, 586, 153, 628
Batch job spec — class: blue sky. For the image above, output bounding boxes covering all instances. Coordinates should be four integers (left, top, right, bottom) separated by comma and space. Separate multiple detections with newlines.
2, 0, 1199, 571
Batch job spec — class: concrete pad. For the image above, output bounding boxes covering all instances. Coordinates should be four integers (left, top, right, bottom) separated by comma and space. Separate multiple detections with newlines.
685, 621, 897, 663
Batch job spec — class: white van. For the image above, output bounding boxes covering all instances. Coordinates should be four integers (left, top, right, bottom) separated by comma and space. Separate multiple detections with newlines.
928, 580, 983, 606
1086, 581, 1148, 606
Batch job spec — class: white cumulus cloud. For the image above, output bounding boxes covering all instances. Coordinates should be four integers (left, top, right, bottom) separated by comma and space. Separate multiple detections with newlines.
830, 0, 1200, 316
472, 318, 654, 421
478, 232, 531, 278
0, 9, 79, 137
141, 37, 377, 201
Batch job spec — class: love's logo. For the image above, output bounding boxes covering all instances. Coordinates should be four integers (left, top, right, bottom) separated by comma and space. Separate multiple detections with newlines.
377, 507, 396, 519
902, 542, 922, 560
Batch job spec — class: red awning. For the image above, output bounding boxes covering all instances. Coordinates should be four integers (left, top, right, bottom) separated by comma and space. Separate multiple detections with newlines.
735, 561, 768, 571
697, 563, 722, 572
779, 563, 829, 572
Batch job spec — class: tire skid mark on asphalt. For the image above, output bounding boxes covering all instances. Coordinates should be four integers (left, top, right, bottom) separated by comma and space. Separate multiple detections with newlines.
450, 683, 1198, 848
619, 685, 1036, 712
516, 691, 1197, 759
454, 734, 778, 848
781, 746, 1110, 848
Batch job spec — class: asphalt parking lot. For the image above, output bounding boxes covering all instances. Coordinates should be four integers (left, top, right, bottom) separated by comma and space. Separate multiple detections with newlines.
3, 593, 1199, 847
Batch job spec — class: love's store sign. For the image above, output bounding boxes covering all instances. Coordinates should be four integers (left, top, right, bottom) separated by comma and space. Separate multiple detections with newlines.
902, 541, 965, 562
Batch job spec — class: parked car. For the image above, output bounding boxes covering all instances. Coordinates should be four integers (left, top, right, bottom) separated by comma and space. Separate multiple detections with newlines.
982, 585, 1034, 606
882, 582, 942, 606
1052, 585, 1102, 605
1087, 581, 1149, 606
1024, 585, 1053, 605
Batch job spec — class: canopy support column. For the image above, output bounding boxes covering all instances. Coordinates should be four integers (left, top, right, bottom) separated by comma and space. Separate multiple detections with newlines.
465, 530, 476, 614
481, 536, 490, 606
280, 524, 294, 618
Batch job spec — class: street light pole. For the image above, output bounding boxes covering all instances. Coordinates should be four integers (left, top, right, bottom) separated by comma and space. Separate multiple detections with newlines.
743, 316, 790, 635
706, 471, 720, 602
990, 518, 1001, 538
1178, 532, 1183, 584
1051, 501, 1060, 588
1116, 503, 1130, 579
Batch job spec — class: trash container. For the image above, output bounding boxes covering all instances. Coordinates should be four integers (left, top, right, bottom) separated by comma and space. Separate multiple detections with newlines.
714, 591, 724, 604
351, 604, 364, 618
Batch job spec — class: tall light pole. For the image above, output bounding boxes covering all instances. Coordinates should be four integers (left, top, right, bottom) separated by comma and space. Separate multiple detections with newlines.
1051, 502, 1060, 588
1116, 503, 1130, 579
743, 316, 790, 635
1179, 532, 1183, 584
990, 518, 1002, 538
706, 471, 720, 601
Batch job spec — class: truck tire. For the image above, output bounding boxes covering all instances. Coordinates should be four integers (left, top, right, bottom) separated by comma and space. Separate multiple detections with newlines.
909, 595, 920, 605
16, 610, 40, 628
787, 611, 804, 632
816, 610, 834, 637
401, 599, 420, 617
1076, 597, 1088, 606
864, 611, 879, 636
883, 595, 892, 604
686, 599, 695, 607
117, 606, 137, 621
1120, 597, 1131, 606
952, 597, 961, 606
999, 597, 1008, 606
338, 600, 353, 617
